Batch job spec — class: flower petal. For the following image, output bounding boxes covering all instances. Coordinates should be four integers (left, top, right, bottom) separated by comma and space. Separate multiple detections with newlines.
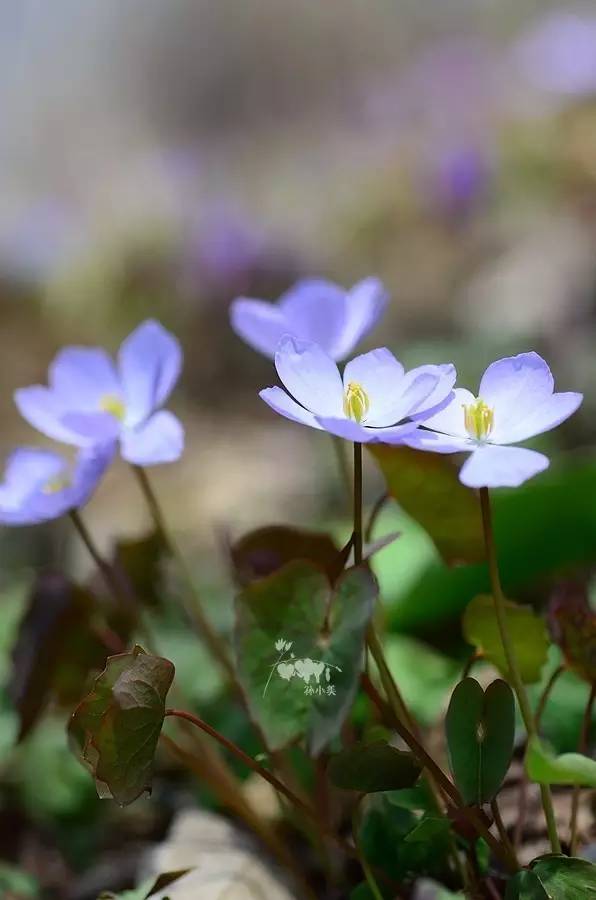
409, 363, 458, 421
69, 443, 116, 508
314, 416, 372, 442
478, 352, 554, 442
280, 279, 348, 358
0, 448, 69, 526
411, 387, 477, 437
120, 411, 184, 466
331, 277, 388, 360
365, 367, 443, 427
14, 386, 85, 444
60, 411, 121, 444
49, 347, 120, 410
118, 320, 182, 426
343, 348, 405, 426
403, 429, 473, 454
459, 445, 549, 489
275, 336, 344, 417
492, 392, 583, 444
259, 387, 323, 430
230, 298, 288, 358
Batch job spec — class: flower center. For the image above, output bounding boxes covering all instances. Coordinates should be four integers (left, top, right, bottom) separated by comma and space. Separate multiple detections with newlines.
463, 398, 494, 440
99, 394, 126, 421
343, 381, 370, 423
42, 474, 71, 495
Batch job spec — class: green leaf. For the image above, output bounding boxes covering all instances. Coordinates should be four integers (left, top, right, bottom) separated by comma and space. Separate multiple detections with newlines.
327, 741, 421, 793
230, 525, 347, 586
404, 816, 451, 843
505, 870, 549, 900
69, 645, 175, 805
530, 854, 596, 898
9, 573, 108, 740
97, 869, 192, 899
463, 595, 548, 684
0, 862, 39, 898
525, 736, 596, 787
368, 444, 484, 565
235, 561, 376, 753
446, 677, 515, 805
383, 634, 460, 725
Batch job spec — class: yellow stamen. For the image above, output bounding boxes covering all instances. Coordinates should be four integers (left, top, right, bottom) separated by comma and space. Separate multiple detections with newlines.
463, 398, 494, 440
343, 381, 370, 423
100, 394, 126, 421
43, 474, 70, 495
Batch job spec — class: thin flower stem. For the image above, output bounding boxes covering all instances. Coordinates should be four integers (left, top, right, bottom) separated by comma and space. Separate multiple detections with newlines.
131, 465, 236, 685
490, 797, 518, 868
69, 509, 122, 601
353, 447, 515, 874
569, 682, 596, 855
535, 665, 566, 730
352, 801, 385, 900
479, 487, 561, 855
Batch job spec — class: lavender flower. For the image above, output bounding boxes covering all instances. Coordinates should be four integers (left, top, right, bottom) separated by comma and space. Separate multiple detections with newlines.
15, 320, 184, 466
260, 337, 456, 444
0, 444, 114, 526
513, 11, 596, 97
405, 352, 582, 488
231, 277, 388, 361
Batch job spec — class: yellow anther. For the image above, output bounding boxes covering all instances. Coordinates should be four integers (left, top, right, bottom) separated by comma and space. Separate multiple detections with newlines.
343, 381, 370, 423
100, 394, 126, 421
42, 474, 70, 495
463, 398, 494, 440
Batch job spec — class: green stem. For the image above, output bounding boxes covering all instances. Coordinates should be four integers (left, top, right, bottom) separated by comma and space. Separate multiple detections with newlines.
479, 487, 561, 855
131, 465, 236, 685
570, 682, 596, 855
354, 446, 515, 874
352, 801, 385, 900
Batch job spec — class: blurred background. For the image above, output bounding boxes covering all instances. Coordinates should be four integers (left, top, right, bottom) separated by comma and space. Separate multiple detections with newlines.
3, 2, 596, 897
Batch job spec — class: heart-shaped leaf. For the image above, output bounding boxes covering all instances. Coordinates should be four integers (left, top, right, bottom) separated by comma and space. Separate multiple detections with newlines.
69, 645, 175, 805
446, 677, 515, 805
327, 741, 421, 793
235, 561, 376, 753
368, 444, 484, 565
525, 736, 596, 788
507, 855, 596, 898
230, 525, 348, 586
463, 595, 548, 684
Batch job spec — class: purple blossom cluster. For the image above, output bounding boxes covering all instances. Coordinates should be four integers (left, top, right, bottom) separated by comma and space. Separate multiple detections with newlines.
0, 274, 583, 527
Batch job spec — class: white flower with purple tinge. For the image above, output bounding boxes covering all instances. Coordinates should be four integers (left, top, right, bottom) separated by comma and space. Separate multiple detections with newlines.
0, 444, 114, 526
260, 336, 456, 444
231, 277, 388, 361
405, 352, 583, 488
15, 320, 184, 467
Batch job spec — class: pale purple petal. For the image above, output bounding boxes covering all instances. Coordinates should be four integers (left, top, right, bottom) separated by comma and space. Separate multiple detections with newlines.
275, 336, 343, 417
364, 420, 421, 444
343, 348, 405, 426
459, 445, 549, 489
49, 347, 120, 410
331, 277, 388, 360
230, 298, 288, 358
402, 429, 473, 454
14, 386, 86, 444
259, 387, 323, 430
409, 363, 457, 420
0, 448, 65, 509
118, 320, 182, 427
120, 411, 184, 466
367, 368, 442, 427
478, 352, 554, 442
280, 279, 347, 358
411, 387, 476, 437
314, 416, 372, 442
60, 411, 121, 444
68, 443, 116, 508
492, 392, 583, 445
